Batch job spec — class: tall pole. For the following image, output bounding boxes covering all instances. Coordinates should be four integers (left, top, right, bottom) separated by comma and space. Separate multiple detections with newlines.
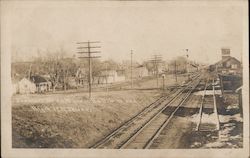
162, 75, 165, 90
28, 64, 32, 80
76, 41, 101, 99
156, 57, 159, 88
175, 60, 177, 82
106, 62, 108, 93
131, 50, 133, 89
186, 49, 189, 80
148, 54, 162, 89
88, 41, 92, 99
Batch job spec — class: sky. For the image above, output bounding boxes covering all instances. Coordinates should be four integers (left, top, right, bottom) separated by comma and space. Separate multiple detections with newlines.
3, 1, 245, 64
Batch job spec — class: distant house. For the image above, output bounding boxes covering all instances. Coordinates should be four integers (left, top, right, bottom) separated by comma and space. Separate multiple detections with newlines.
75, 68, 86, 87
94, 70, 126, 84
124, 65, 149, 80
133, 65, 149, 78
30, 75, 52, 93
12, 78, 36, 94
67, 77, 78, 88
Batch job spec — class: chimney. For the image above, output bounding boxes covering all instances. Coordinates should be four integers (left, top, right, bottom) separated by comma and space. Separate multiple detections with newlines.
221, 48, 230, 60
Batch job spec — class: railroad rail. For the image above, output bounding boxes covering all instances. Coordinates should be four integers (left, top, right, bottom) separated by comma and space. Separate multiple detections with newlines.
90, 74, 200, 149
120, 79, 200, 149
196, 79, 220, 131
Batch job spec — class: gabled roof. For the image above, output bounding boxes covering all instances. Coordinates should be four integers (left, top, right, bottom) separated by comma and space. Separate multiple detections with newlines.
11, 74, 26, 84
214, 56, 241, 66
30, 75, 49, 84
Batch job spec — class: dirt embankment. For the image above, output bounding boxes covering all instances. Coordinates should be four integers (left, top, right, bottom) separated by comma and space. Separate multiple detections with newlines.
12, 90, 162, 148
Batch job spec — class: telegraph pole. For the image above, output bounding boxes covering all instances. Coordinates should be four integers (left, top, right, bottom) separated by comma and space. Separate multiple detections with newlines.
185, 49, 189, 80
77, 41, 101, 99
162, 74, 165, 90
105, 62, 108, 93
174, 60, 177, 82
28, 64, 32, 80
131, 50, 133, 89
149, 54, 162, 88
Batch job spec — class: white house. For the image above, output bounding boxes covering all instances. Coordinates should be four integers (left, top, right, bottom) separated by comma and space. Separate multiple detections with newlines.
94, 70, 126, 84
12, 78, 36, 94
134, 65, 149, 78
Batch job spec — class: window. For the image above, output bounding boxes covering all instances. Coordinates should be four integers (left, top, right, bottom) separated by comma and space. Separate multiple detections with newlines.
232, 64, 238, 69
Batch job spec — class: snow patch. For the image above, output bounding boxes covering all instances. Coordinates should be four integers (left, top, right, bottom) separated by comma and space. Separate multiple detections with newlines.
219, 114, 243, 123
201, 113, 218, 124
193, 90, 221, 96
226, 104, 239, 110
204, 141, 225, 148
189, 114, 199, 123
191, 142, 202, 148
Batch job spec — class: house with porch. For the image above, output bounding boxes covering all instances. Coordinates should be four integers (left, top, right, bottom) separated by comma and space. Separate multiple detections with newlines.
30, 75, 52, 93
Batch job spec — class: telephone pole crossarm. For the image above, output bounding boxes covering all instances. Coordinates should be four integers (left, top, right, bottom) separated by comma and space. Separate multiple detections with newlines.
77, 46, 101, 49
76, 41, 101, 99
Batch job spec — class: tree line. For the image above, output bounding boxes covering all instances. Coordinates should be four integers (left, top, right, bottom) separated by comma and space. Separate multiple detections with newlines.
12, 51, 195, 91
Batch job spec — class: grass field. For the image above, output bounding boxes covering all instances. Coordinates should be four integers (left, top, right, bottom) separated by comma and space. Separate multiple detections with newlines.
12, 74, 188, 148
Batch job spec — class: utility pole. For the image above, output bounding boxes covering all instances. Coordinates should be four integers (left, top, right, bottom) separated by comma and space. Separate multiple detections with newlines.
105, 62, 108, 93
149, 54, 162, 88
131, 50, 133, 89
162, 74, 165, 90
28, 64, 32, 80
174, 60, 177, 83
185, 49, 189, 80
77, 41, 101, 99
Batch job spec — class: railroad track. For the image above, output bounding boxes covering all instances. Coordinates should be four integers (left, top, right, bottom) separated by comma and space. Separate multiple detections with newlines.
196, 79, 220, 131
120, 79, 200, 149
90, 74, 200, 149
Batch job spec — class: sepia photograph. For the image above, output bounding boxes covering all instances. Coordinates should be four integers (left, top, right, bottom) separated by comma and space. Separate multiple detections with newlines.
1, 0, 249, 158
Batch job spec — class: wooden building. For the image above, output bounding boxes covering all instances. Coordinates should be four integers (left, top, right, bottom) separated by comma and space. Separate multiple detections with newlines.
94, 70, 126, 84
212, 48, 242, 75
214, 57, 242, 75
30, 75, 52, 93
12, 77, 36, 94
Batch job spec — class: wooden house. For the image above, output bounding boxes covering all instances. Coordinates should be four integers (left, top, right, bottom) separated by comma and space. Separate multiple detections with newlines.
12, 77, 36, 94
94, 70, 126, 84
30, 75, 51, 93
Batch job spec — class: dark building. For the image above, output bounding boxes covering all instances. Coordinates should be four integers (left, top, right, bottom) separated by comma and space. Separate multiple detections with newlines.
30, 75, 52, 93
213, 48, 242, 75
211, 48, 243, 93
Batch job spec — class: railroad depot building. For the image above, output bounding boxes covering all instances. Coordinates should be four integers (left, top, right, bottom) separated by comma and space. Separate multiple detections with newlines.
210, 48, 242, 92
212, 48, 242, 75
